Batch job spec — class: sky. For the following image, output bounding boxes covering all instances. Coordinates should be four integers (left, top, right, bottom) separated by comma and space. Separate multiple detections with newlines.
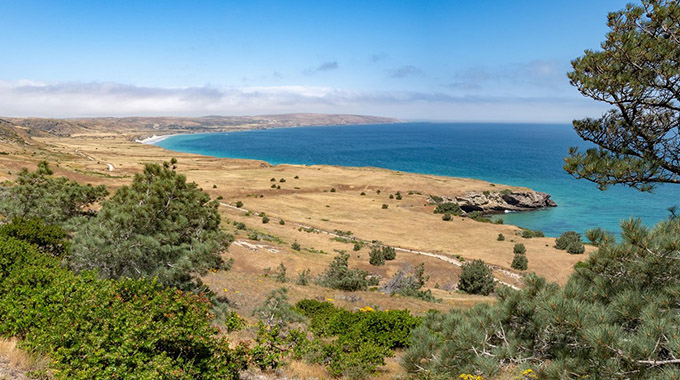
0, 0, 631, 122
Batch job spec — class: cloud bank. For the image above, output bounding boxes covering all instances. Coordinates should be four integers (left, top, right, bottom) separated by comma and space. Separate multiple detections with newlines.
0, 79, 607, 122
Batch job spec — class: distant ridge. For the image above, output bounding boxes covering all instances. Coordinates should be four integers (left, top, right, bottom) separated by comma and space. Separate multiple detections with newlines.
1, 113, 401, 138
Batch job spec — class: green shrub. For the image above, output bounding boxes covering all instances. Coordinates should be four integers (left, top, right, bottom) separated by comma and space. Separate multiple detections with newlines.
457, 259, 495, 296
235, 200, 243, 208
521, 229, 545, 238
497, 233, 505, 241
330, 187, 336, 192
513, 243, 526, 254
0, 217, 70, 257
291, 241, 301, 251
567, 240, 585, 254
270, 177, 276, 181
433, 202, 462, 215
369, 247, 386, 266
511, 253, 528, 270
262, 215, 270, 224
396, 192, 402, 200
442, 213, 452, 221
0, 240, 247, 379
353, 242, 362, 251
0, 161, 109, 225
316, 253, 377, 291
279, 178, 286, 183
270, 184, 276, 188
382, 204, 388, 209
279, 219, 285, 225
555, 230, 582, 250
234, 221, 246, 230
389, 194, 394, 199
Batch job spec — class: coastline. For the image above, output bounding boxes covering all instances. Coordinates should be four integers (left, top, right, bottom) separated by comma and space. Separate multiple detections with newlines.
135, 134, 185, 145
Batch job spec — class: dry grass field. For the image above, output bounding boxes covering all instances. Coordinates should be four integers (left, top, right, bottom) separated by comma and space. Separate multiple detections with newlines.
0, 125, 594, 379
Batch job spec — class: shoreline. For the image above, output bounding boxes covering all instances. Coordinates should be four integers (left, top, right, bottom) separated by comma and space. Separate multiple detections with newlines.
136, 134, 185, 145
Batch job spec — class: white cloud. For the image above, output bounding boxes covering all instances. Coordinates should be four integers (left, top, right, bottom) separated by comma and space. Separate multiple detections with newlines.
0, 79, 607, 122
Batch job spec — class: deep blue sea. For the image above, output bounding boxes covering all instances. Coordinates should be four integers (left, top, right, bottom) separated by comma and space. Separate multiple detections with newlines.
154, 122, 680, 237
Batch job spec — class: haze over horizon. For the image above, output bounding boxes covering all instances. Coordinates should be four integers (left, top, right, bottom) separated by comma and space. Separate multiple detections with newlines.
1, 0, 630, 122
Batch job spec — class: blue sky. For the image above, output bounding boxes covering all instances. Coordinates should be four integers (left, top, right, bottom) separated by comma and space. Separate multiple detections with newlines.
0, 0, 630, 121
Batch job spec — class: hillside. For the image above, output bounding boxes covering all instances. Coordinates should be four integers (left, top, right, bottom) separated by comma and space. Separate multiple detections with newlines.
1, 113, 401, 139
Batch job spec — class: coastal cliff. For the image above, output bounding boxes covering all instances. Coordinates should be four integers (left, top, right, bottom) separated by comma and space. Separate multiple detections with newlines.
430, 190, 557, 214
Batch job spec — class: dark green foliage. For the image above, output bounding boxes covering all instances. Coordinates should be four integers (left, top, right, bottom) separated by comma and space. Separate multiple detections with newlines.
467, 211, 491, 223
291, 241, 301, 251
513, 243, 526, 255
382, 203, 388, 209
279, 219, 285, 225
270, 184, 276, 188
369, 246, 396, 266
442, 213, 452, 221
433, 202, 462, 215
279, 178, 286, 183
404, 217, 680, 378
521, 228, 544, 238
0, 161, 108, 224
566, 0, 680, 190
380, 263, 439, 302
389, 194, 394, 199
585, 227, 615, 246
555, 230, 584, 254
295, 299, 421, 378
369, 247, 386, 266
235, 200, 243, 208
457, 259, 495, 296
234, 221, 246, 230
396, 192, 402, 200
68, 161, 230, 291
0, 217, 70, 257
262, 215, 270, 223
353, 241, 362, 251
270, 178, 276, 181
0, 236, 247, 379
316, 253, 378, 291
330, 187, 336, 192
567, 240, 585, 254
497, 233, 505, 241
511, 253, 528, 270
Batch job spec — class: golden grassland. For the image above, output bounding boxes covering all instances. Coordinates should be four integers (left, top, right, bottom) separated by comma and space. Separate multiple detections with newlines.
0, 128, 593, 379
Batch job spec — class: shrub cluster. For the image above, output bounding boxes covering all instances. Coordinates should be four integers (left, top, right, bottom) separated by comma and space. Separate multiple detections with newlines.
433, 202, 462, 216
316, 253, 378, 291
0, 220, 248, 379
295, 299, 421, 378
511, 243, 528, 270
555, 230, 585, 254
369, 245, 396, 266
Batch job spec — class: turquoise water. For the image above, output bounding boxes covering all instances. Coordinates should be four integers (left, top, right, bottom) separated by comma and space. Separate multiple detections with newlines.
155, 122, 680, 237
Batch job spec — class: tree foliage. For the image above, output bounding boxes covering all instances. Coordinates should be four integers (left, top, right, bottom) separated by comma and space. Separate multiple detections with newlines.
457, 259, 495, 296
0, 161, 108, 224
403, 217, 680, 378
566, 0, 680, 190
68, 161, 230, 290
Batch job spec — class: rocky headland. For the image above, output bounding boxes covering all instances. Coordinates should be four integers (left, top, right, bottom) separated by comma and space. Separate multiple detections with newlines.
430, 190, 557, 214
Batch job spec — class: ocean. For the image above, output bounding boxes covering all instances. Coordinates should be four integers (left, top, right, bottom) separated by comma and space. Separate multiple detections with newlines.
153, 122, 680, 237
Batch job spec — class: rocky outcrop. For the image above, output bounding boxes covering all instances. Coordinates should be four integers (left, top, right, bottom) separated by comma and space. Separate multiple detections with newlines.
430, 190, 556, 214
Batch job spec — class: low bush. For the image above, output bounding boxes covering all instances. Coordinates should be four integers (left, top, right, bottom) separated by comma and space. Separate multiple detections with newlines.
433, 202, 462, 215
521, 228, 545, 238
497, 233, 505, 241
369, 247, 385, 266
555, 230, 584, 254
457, 259, 495, 296
0, 232, 247, 379
316, 253, 378, 291
513, 243, 526, 254
295, 269, 311, 285
442, 213, 452, 221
